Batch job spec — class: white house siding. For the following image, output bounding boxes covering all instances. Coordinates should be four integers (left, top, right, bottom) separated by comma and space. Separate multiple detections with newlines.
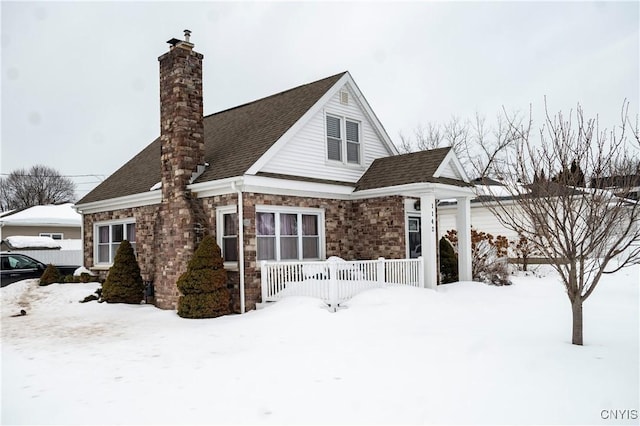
438, 161, 462, 180
0, 225, 81, 240
259, 83, 393, 183
437, 203, 520, 242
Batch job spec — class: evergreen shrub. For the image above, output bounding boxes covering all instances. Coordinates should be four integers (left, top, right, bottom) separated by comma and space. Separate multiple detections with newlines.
39, 264, 61, 286
177, 235, 231, 319
439, 237, 458, 284
101, 240, 144, 304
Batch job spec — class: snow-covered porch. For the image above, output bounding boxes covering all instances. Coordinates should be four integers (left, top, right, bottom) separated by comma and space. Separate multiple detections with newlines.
260, 257, 424, 308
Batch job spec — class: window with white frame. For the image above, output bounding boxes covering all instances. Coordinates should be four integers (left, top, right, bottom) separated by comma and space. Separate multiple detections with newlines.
216, 206, 238, 263
40, 232, 63, 240
407, 216, 421, 259
95, 220, 136, 265
256, 208, 323, 261
326, 114, 361, 165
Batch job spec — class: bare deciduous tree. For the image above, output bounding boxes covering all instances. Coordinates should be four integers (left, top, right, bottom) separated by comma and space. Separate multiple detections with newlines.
482, 101, 640, 345
398, 112, 522, 179
0, 165, 76, 210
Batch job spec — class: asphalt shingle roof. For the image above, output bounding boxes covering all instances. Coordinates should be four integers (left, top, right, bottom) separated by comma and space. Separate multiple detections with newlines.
79, 72, 347, 204
355, 147, 471, 191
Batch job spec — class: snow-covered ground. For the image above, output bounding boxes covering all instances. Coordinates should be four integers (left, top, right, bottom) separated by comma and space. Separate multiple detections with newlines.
1, 265, 638, 425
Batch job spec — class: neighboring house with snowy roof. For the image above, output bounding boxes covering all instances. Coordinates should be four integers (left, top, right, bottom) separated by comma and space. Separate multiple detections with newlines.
0, 203, 81, 241
75, 32, 475, 313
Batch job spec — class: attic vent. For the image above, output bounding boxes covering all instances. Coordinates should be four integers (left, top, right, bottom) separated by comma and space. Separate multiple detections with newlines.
340, 91, 349, 105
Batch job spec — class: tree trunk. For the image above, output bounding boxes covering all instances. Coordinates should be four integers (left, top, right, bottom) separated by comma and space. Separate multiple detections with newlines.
571, 297, 583, 345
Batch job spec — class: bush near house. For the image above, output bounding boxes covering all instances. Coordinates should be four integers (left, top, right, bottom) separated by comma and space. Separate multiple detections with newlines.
101, 240, 144, 304
63, 273, 100, 284
446, 229, 512, 286
39, 264, 61, 286
177, 235, 231, 319
511, 233, 542, 272
439, 237, 458, 284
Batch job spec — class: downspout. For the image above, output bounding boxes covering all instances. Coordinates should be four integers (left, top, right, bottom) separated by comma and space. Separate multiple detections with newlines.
231, 181, 245, 314
73, 206, 85, 267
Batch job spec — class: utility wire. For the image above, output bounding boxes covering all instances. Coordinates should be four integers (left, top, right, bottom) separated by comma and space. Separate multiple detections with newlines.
0, 173, 105, 180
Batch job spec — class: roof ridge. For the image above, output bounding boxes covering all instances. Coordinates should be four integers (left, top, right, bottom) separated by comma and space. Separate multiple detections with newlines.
376, 146, 452, 161
203, 71, 348, 119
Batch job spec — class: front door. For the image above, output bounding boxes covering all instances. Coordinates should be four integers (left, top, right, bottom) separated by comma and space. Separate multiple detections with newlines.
408, 216, 421, 258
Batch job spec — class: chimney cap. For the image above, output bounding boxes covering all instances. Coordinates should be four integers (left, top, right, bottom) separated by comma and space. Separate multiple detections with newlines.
167, 38, 181, 46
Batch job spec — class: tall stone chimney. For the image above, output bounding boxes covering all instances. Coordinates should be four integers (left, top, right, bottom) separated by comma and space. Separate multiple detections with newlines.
154, 30, 205, 309
159, 29, 204, 199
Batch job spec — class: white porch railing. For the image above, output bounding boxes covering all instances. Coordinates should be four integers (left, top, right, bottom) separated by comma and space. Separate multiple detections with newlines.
260, 257, 424, 308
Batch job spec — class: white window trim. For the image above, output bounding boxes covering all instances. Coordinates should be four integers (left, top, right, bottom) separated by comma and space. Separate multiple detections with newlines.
255, 205, 326, 261
325, 112, 364, 168
405, 199, 421, 259
93, 218, 136, 267
216, 205, 239, 270
406, 215, 422, 259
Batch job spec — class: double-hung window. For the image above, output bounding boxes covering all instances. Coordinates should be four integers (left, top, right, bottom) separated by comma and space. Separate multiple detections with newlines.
256, 208, 323, 261
326, 115, 342, 161
326, 114, 361, 165
95, 220, 136, 265
216, 206, 238, 263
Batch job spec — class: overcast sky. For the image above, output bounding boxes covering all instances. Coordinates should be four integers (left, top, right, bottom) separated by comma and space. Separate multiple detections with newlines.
2, 1, 638, 198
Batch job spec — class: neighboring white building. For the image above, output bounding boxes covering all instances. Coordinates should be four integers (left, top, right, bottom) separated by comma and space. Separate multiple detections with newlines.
0, 203, 81, 241
438, 199, 521, 242
437, 180, 523, 242
0, 204, 83, 265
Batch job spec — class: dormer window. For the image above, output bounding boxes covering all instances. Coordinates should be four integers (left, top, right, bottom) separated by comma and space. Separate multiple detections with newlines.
326, 114, 361, 165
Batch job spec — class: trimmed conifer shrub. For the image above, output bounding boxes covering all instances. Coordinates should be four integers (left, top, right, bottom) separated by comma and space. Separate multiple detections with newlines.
439, 237, 458, 284
177, 235, 231, 319
101, 240, 144, 304
39, 264, 61, 286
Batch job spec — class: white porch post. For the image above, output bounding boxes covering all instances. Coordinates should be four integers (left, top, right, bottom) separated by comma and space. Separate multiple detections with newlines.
456, 196, 472, 281
420, 192, 438, 289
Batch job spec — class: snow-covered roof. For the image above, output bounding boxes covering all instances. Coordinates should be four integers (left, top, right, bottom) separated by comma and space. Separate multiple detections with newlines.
3, 235, 62, 250
0, 210, 16, 218
0, 203, 80, 227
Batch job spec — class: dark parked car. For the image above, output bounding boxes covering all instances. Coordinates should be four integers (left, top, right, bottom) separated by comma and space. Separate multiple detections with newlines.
0, 253, 80, 287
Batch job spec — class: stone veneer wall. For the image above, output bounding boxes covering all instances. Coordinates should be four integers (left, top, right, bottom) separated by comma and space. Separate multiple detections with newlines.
83, 205, 160, 283
200, 194, 240, 311
154, 40, 205, 309
351, 196, 407, 260
236, 193, 408, 311
83, 193, 410, 312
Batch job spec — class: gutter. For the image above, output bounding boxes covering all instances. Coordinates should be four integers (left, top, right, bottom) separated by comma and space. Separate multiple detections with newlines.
231, 181, 246, 314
